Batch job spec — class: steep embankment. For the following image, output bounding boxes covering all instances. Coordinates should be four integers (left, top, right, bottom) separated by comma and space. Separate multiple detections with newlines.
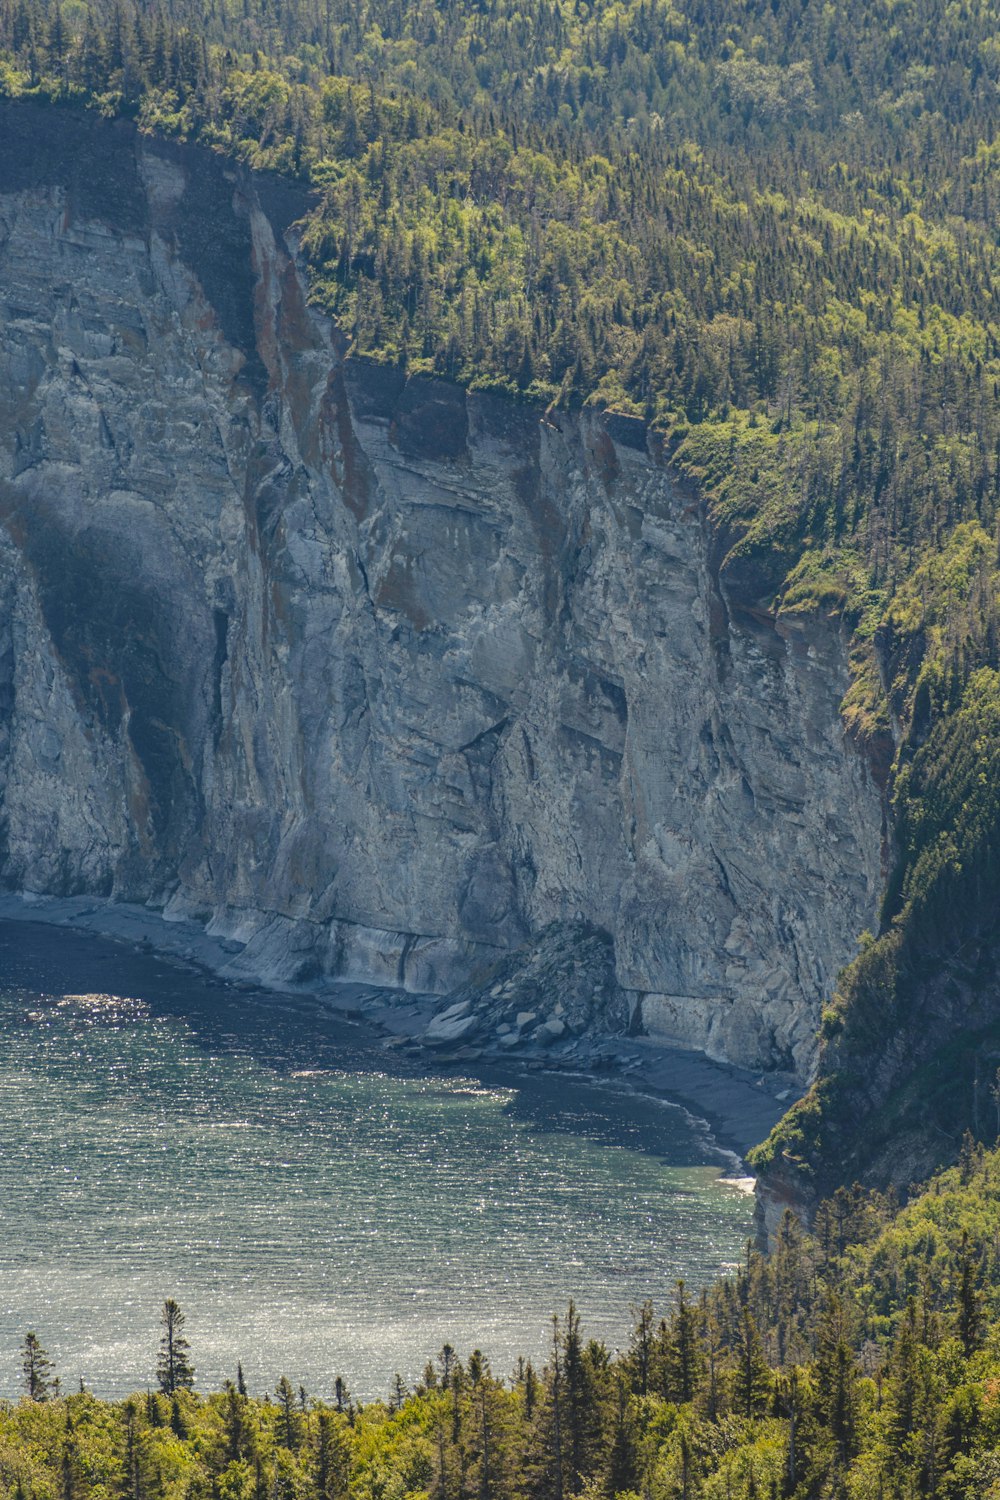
0, 100, 883, 1085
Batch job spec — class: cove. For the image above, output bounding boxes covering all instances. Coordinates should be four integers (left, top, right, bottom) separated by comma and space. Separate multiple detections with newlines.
0, 919, 753, 1402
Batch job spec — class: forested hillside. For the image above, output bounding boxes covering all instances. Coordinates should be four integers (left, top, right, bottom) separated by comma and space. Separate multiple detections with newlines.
3, 0, 1000, 1190
12, 1144, 1000, 1499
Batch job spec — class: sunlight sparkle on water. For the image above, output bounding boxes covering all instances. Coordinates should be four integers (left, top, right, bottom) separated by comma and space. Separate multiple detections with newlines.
0, 972, 751, 1402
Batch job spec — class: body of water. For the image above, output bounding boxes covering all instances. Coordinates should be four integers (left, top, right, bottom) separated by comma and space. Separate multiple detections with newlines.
0, 919, 752, 1401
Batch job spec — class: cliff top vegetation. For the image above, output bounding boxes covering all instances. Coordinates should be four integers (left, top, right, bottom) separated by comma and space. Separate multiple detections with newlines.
3, 0, 1000, 1186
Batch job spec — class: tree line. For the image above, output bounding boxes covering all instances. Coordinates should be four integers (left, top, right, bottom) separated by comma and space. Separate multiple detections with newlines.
20, 1299, 195, 1402
11, 1142, 1000, 1496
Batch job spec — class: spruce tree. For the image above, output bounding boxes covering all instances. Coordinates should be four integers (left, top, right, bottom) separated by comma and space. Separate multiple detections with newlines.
156, 1300, 195, 1395
668, 1281, 701, 1404
275, 1376, 300, 1449
316, 1412, 350, 1500
732, 1309, 771, 1419
956, 1228, 985, 1355
21, 1331, 55, 1401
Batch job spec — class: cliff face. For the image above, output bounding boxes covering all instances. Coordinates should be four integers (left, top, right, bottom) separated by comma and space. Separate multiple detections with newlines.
0, 102, 883, 1075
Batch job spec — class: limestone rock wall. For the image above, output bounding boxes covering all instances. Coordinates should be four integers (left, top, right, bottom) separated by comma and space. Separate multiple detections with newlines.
0, 102, 884, 1075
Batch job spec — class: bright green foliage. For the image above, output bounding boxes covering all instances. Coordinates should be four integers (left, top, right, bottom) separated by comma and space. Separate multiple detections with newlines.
5, 0, 1000, 1177
12, 1153, 1000, 1495
3, 0, 1000, 425
752, 661, 1000, 1191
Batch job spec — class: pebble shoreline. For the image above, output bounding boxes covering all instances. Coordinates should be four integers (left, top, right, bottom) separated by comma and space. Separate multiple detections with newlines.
0, 891, 788, 1166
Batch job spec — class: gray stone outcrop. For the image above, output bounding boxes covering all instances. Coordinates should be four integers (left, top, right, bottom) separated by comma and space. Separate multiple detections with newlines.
0, 102, 883, 1076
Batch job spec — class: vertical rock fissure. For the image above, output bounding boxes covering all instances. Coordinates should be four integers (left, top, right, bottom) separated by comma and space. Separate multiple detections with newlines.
0, 102, 884, 1078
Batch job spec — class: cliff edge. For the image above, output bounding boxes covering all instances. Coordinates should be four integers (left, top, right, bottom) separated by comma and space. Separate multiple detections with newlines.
0, 101, 883, 1085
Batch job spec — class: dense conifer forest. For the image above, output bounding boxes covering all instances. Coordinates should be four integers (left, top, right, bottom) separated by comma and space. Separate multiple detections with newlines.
3, 0, 1000, 1186
13, 1144, 1000, 1498
8, 0, 1000, 1478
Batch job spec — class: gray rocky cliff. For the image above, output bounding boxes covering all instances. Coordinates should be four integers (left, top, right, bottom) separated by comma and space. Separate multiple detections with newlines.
0, 102, 884, 1076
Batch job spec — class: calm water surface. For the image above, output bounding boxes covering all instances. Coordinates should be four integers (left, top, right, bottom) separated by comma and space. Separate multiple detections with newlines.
0, 920, 752, 1401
